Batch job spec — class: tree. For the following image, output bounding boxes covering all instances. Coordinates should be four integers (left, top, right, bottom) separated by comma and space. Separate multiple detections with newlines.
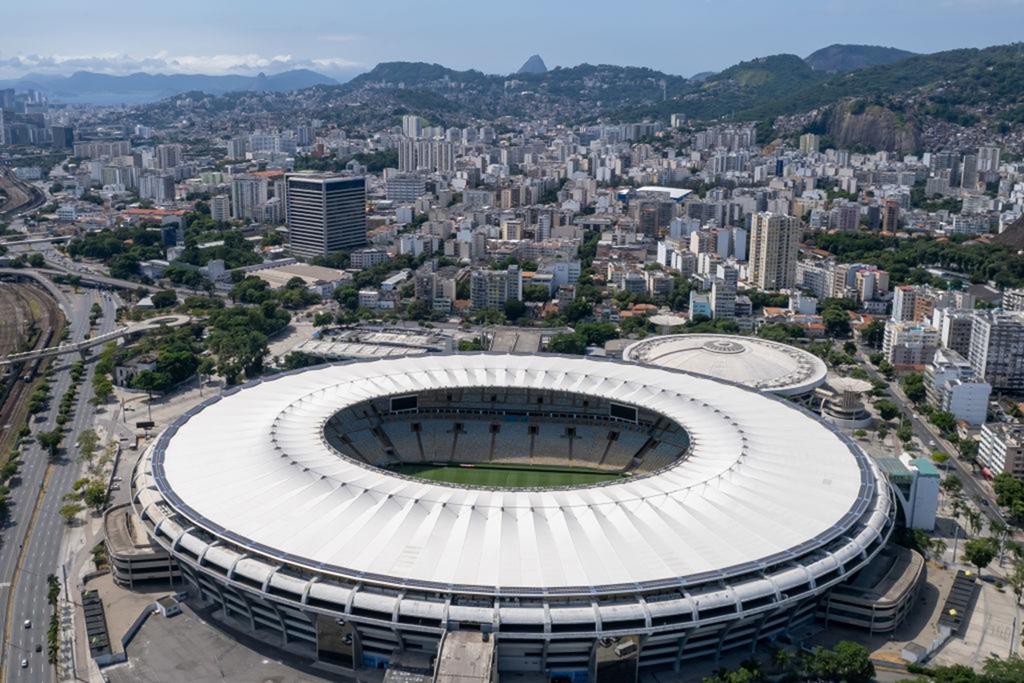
861, 319, 885, 348
876, 399, 900, 421
503, 299, 527, 321
547, 332, 587, 355
897, 420, 914, 444
77, 429, 98, 461
92, 374, 113, 404
930, 410, 957, 435
28, 252, 45, 268
941, 474, 963, 499
150, 289, 178, 309
963, 538, 998, 577
82, 481, 108, 511
930, 537, 948, 563
901, 373, 927, 403
59, 502, 84, 524
803, 641, 874, 683
822, 307, 852, 338
37, 429, 63, 459
523, 285, 550, 302
458, 337, 485, 352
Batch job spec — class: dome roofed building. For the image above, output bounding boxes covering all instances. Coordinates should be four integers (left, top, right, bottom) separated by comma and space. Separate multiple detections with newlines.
622, 334, 828, 399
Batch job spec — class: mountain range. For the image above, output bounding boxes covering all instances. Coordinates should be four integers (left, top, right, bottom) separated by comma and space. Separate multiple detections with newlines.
804, 44, 916, 73
0, 69, 339, 105
8, 42, 1024, 153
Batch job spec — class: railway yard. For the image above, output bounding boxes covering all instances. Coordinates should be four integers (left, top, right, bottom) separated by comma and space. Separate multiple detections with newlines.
0, 281, 64, 457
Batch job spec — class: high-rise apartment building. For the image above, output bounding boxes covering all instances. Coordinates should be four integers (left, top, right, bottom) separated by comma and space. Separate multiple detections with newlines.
402, 115, 422, 139
748, 212, 800, 290
285, 174, 367, 258
968, 311, 1024, 392
210, 195, 230, 223
470, 266, 522, 310
156, 143, 183, 169
1002, 288, 1024, 312
881, 200, 900, 232
798, 133, 819, 155
978, 145, 1001, 173
230, 175, 269, 221
960, 153, 979, 190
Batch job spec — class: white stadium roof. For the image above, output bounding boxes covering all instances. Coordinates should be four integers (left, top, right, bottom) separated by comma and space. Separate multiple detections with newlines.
146, 354, 881, 594
622, 334, 828, 397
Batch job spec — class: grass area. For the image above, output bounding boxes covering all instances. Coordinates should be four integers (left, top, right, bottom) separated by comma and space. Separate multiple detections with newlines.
389, 462, 625, 488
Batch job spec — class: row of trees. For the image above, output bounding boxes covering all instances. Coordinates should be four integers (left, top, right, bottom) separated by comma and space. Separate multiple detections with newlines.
703, 641, 874, 683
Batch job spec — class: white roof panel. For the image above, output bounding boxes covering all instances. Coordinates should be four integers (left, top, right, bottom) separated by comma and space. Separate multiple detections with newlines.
152, 354, 871, 593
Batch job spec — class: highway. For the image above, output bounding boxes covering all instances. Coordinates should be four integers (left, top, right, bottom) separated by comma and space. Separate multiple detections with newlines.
0, 280, 118, 681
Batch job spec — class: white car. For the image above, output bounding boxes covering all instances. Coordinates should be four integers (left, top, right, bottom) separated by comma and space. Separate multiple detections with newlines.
20, 659, 28, 668
23, 619, 31, 629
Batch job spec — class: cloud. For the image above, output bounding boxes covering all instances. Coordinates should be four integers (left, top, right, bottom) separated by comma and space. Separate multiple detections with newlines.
0, 52, 364, 79
319, 34, 361, 44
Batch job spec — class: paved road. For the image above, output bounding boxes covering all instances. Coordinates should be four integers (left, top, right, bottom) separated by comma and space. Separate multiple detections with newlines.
856, 346, 1005, 527
0, 284, 118, 681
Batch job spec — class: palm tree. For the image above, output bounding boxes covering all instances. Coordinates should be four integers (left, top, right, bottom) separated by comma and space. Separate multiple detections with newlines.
1008, 540, 1024, 565
930, 538, 948, 565
966, 508, 986, 538
951, 498, 967, 563
990, 519, 1009, 566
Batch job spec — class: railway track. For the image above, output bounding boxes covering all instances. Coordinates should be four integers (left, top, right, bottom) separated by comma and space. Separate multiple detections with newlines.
0, 170, 45, 220
0, 283, 64, 456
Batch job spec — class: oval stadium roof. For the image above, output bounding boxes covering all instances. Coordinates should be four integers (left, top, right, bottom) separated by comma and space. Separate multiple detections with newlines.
146, 354, 881, 593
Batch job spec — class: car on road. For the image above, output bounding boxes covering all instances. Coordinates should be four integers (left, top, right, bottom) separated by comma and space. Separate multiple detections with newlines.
23, 619, 31, 629
35, 644, 41, 653
20, 659, 27, 668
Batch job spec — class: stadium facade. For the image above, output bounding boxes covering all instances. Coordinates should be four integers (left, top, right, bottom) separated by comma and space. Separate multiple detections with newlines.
131, 354, 894, 677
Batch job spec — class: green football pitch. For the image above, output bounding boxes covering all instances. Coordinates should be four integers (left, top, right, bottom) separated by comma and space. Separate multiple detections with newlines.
388, 463, 625, 488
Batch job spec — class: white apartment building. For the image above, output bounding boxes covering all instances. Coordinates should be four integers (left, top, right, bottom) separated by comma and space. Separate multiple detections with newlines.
924, 348, 991, 426
979, 423, 1024, 479
968, 311, 1024, 392
883, 321, 940, 366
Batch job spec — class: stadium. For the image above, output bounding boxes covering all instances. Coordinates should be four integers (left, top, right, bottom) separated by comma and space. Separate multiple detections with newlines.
131, 353, 894, 678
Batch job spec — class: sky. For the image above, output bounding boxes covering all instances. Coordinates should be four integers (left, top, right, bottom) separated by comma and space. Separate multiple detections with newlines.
2, 0, 1024, 81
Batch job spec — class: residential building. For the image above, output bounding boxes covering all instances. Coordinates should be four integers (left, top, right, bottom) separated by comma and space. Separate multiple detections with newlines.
883, 321, 940, 366
799, 133, 820, 155
231, 175, 269, 221
968, 311, 1024, 392
210, 195, 230, 223
924, 348, 991, 426
1003, 288, 1024, 312
748, 212, 800, 291
933, 308, 975, 357
351, 247, 390, 269
386, 173, 427, 203
470, 265, 522, 310
979, 423, 1024, 479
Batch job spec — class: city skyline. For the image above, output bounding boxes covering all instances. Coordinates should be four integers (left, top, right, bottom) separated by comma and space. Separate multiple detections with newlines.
3, 0, 1024, 80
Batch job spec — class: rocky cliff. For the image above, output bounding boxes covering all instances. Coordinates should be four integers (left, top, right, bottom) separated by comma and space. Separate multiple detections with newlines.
821, 100, 921, 153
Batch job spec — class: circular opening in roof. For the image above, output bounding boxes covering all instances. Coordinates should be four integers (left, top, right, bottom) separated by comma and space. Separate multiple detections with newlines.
701, 339, 745, 355
321, 386, 689, 490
